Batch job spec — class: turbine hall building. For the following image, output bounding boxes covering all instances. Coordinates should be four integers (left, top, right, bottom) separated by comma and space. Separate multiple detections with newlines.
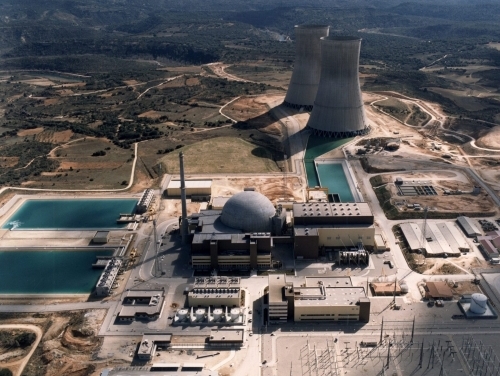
284, 24, 330, 111
307, 36, 369, 138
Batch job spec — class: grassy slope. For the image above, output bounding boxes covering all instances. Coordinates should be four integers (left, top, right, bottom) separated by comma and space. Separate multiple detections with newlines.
160, 136, 280, 174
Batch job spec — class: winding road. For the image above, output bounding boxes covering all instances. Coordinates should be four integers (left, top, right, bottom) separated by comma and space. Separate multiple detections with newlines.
0, 324, 43, 376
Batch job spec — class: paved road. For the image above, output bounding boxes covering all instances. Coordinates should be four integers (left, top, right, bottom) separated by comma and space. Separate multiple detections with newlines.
0, 301, 115, 313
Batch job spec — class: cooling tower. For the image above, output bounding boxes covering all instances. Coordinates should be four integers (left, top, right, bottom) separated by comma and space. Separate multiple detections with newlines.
284, 25, 330, 111
307, 36, 369, 138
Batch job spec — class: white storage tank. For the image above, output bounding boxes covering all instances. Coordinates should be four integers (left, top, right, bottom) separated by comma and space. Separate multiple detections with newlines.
177, 309, 189, 321
400, 282, 409, 294
470, 293, 488, 314
230, 308, 241, 321
195, 308, 206, 321
213, 308, 223, 321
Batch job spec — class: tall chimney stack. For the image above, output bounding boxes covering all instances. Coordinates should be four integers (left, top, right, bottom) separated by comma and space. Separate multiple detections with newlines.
179, 152, 189, 244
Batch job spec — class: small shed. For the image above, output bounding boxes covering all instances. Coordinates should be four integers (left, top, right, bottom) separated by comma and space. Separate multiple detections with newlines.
93, 231, 109, 244
425, 281, 453, 300
371, 281, 401, 296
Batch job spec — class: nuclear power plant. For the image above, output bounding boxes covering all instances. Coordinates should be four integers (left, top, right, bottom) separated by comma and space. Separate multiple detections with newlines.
307, 36, 369, 138
283, 25, 329, 111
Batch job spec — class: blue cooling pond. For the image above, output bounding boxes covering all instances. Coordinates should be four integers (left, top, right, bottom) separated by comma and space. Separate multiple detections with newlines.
2, 199, 137, 230
0, 249, 113, 294
316, 163, 355, 202
304, 135, 356, 201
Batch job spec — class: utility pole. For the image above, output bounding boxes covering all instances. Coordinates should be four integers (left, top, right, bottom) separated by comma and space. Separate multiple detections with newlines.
283, 154, 287, 200
153, 219, 160, 277
386, 341, 391, 368
419, 340, 424, 368
420, 206, 429, 251
393, 273, 397, 305
380, 318, 384, 344
411, 317, 415, 345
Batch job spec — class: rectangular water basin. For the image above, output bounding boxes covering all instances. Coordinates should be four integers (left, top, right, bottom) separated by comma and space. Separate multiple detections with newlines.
2, 198, 137, 230
0, 249, 115, 294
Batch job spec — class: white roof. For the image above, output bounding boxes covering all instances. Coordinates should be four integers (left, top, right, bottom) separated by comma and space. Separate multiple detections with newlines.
400, 222, 463, 256
182, 363, 204, 369
151, 363, 181, 368
167, 180, 212, 189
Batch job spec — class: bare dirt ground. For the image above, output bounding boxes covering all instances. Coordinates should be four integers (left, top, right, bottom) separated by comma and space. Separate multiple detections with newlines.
477, 125, 500, 149
17, 127, 45, 137
210, 176, 303, 202
0, 157, 19, 168
223, 95, 285, 137
164, 176, 302, 217
224, 62, 291, 88
205, 63, 251, 82
0, 310, 106, 376
137, 110, 169, 119
378, 170, 493, 213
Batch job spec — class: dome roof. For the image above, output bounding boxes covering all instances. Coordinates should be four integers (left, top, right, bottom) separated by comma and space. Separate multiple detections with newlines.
220, 191, 275, 232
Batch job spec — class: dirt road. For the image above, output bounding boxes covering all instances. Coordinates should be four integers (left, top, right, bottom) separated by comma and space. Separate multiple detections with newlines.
0, 324, 43, 376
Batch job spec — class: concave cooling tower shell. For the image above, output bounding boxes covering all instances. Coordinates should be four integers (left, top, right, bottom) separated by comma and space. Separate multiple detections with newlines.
284, 25, 330, 111
307, 36, 369, 138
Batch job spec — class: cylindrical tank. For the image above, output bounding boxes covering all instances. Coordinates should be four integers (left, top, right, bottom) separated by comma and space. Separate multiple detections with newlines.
470, 293, 488, 314
284, 25, 330, 111
213, 308, 223, 321
307, 36, 369, 138
230, 308, 240, 321
177, 309, 189, 320
195, 308, 206, 321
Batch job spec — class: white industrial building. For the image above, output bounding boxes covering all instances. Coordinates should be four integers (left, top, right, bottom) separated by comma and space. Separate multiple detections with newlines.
268, 275, 370, 323
457, 216, 482, 237
136, 189, 154, 213
95, 258, 122, 296
165, 180, 212, 199
400, 222, 469, 257
188, 277, 241, 308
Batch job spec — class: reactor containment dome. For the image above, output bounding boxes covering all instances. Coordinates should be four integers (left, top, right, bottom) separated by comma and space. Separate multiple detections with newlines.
307, 36, 369, 138
220, 191, 275, 233
284, 25, 330, 111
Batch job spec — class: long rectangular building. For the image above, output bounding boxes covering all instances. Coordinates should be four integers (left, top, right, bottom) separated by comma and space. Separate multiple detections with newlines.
165, 180, 212, 197
268, 275, 370, 323
293, 202, 375, 258
293, 202, 374, 225
457, 216, 482, 238
400, 222, 466, 257
188, 277, 241, 308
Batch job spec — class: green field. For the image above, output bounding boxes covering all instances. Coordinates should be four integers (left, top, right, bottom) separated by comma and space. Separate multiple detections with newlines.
160, 137, 280, 174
